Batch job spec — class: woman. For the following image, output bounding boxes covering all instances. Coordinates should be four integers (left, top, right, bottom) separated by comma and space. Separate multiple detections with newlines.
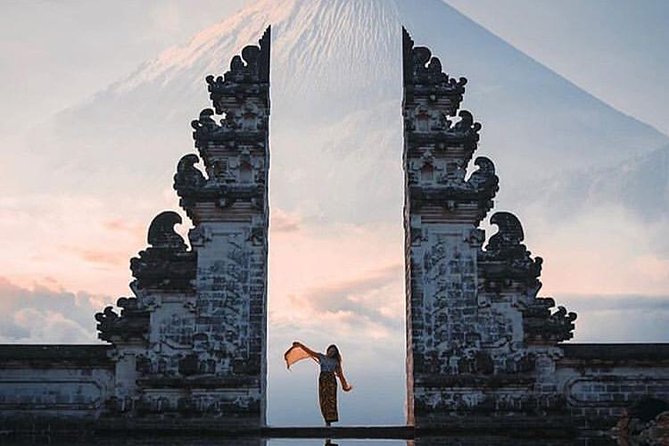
285, 341, 352, 426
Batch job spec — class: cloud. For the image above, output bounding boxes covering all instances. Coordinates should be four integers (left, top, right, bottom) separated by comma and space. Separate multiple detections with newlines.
72, 248, 130, 267
103, 218, 145, 235
290, 263, 404, 332
509, 204, 669, 297
0, 277, 108, 344
270, 208, 302, 233
0, 193, 159, 296
268, 218, 406, 342
559, 293, 669, 343
560, 294, 669, 312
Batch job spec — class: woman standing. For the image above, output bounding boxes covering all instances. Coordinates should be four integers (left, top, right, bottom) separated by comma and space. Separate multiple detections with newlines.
285, 341, 352, 426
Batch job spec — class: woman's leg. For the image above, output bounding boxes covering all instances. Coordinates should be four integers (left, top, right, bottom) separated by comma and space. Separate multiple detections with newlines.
319, 372, 339, 425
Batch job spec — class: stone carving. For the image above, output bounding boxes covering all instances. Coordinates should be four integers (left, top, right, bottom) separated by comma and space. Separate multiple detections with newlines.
466, 157, 499, 195
94, 306, 119, 342
403, 28, 579, 425
479, 212, 543, 290
191, 108, 265, 145
206, 26, 271, 114
523, 297, 577, 343
174, 154, 207, 192
191, 108, 220, 138
147, 211, 187, 250
183, 27, 269, 224
402, 38, 492, 222
95, 297, 149, 343
130, 211, 196, 291
405, 110, 481, 156
453, 110, 481, 138
174, 154, 207, 215
403, 27, 467, 117
486, 212, 524, 251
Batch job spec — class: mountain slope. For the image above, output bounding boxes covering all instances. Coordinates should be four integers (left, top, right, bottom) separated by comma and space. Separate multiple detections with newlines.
523, 144, 669, 219
6, 0, 669, 427
20, 0, 668, 225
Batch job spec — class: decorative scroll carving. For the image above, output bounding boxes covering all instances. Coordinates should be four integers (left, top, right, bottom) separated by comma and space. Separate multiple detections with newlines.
130, 211, 196, 291
174, 154, 206, 193
467, 157, 499, 196
453, 110, 481, 140
147, 211, 187, 250
523, 297, 577, 343
486, 212, 526, 253
95, 297, 149, 344
191, 108, 265, 146
206, 26, 271, 114
174, 154, 207, 213
403, 27, 467, 116
190, 108, 219, 136
479, 212, 543, 286
187, 26, 270, 220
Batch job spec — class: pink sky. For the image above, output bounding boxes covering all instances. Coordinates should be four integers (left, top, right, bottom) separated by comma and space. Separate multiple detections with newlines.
1, 0, 668, 425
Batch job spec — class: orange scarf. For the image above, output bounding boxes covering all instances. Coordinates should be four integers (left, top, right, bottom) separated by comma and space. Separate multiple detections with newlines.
284, 344, 353, 391
284, 344, 315, 369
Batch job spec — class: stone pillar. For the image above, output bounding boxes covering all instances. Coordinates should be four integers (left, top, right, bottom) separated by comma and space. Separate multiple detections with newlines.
402, 28, 576, 427
178, 27, 271, 424
402, 28, 496, 425
95, 29, 271, 426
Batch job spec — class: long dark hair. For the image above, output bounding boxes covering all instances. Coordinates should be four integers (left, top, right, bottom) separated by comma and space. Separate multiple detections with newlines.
327, 344, 342, 364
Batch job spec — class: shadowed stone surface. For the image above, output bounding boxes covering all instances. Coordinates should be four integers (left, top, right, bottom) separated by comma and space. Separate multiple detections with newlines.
0, 28, 271, 429
402, 27, 669, 429
0, 25, 667, 439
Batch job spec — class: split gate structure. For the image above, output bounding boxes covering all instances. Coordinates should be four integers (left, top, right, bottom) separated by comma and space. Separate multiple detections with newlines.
0, 27, 668, 436
401, 28, 669, 430
0, 28, 272, 430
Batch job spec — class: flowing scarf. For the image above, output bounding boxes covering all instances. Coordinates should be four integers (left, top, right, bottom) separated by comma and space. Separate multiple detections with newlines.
284, 344, 315, 369
284, 344, 353, 391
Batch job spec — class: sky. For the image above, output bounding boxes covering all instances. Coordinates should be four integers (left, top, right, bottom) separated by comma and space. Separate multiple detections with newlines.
1, 0, 668, 427
446, 0, 669, 136
2, 0, 669, 135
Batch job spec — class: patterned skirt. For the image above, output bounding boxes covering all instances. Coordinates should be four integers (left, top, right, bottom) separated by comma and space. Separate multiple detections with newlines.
319, 371, 338, 423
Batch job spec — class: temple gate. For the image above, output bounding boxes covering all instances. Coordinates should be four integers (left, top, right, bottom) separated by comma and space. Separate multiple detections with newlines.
0, 27, 668, 440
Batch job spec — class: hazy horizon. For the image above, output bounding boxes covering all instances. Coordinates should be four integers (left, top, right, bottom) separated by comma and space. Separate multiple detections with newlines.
1, 0, 667, 427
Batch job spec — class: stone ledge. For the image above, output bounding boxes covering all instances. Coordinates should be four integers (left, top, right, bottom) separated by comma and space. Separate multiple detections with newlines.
561, 344, 669, 364
415, 373, 535, 388
0, 419, 583, 438
0, 344, 113, 367
137, 375, 260, 388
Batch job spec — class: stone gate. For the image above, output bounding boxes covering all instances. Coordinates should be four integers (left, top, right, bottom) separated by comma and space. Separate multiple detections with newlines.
0, 28, 271, 429
402, 28, 669, 429
0, 27, 668, 437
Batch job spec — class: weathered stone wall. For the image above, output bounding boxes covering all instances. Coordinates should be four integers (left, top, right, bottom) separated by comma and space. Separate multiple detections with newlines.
0, 346, 114, 419
557, 344, 669, 428
109, 27, 271, 423
402, 27, 669, 429
2, 26, 669, 436
0, 30, 271, 430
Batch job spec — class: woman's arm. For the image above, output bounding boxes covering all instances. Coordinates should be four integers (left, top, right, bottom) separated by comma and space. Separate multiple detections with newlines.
292, 341, 320, 359
335, 364, 353, 392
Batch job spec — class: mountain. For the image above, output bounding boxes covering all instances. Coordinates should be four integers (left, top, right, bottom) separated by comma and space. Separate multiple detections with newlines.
521, 144, 669, 221
7, 0, 669, 426
21, 0, 668, 226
